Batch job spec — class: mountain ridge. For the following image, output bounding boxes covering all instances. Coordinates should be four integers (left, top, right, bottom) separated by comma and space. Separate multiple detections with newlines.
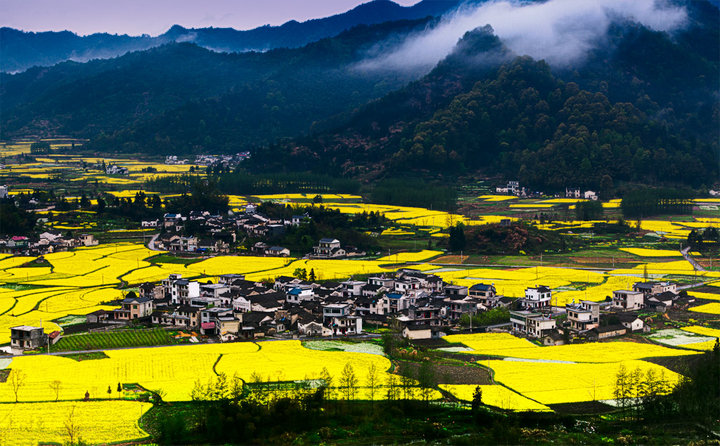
0, 0, 469, 73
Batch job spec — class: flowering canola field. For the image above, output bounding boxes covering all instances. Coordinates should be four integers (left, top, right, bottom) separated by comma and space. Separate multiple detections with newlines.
439, 384, 550, 411
0, 243, 442, 343
0, 401, 151, 446
442, 333, 692, 405
0, 341, 434, 404
480, 359, 682, 405
444, 333, 697, 363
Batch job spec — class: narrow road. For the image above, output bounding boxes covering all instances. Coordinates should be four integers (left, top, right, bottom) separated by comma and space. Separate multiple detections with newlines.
681, 247, 705, 271
147, 233, 160, 251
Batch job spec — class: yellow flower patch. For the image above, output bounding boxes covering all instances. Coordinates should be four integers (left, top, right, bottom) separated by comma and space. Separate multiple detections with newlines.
439, 384, 550, 411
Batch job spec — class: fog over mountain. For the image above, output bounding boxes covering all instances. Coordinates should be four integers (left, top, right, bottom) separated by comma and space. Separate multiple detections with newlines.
358, 0, 688, 72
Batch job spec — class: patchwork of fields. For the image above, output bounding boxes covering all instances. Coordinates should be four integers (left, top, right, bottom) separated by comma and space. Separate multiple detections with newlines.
1, 242, 719, 346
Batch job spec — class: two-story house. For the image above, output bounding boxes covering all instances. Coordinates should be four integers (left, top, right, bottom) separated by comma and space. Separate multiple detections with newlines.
612, 290, 644, 311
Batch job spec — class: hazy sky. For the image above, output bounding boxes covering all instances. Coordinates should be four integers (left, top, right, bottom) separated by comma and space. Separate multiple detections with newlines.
1, 0, 422, 36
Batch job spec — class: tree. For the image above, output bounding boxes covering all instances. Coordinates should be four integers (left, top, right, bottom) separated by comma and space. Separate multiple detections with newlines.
319, 367, 334, 401
448, 223, 466, 252
397, 362, 415, 401
574, 200, 603, 221
293, 268, 308, 281
614, 364, 630, 416
366, 363, 379, 404
339, 363, 358, 401
385, 374, 400, 401
50, 380, 62, 402
308, 268, 316, 282
9, 369, 26, 402
64, 405, 82, 445
313, 194, 323, 204
471, 386, 483, 414
79, 194, 91, 209
95, 197, 106, 214
416, 360, 436, 404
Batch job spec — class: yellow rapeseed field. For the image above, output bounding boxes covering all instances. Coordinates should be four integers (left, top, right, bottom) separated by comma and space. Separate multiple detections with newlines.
619, 248, 685, 257
689, 303, 720, 315
375, 250, 443, 263
439, 384, 550, 411
0, 341, 437, 403
0, 401, 151, 446
481, 359, 682, 405
444, 333, 699, 363
687, 291, 720, 301
681, 326, 720, 338
478, 195, 517, 202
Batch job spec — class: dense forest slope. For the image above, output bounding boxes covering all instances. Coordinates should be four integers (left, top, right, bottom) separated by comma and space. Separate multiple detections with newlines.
0, 19, 434, 146
1, 0, 717, 190
250, 3, 719, 190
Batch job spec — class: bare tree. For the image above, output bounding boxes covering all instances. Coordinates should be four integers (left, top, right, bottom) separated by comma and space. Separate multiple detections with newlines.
50, 380, 62, 402
64, 405, 82, 445
366, 363, 379, 404
339, 363, 358, 401
9, 370, 26, 403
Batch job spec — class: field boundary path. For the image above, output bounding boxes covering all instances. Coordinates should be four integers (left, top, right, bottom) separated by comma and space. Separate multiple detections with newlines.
681, 247, 705, 271
147, 233, 160, 251
8, 333, 382, 358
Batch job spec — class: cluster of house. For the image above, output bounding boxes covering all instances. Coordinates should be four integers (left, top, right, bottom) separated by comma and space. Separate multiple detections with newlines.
0, 232, 98, 255
511, 281, 693, 345
493, 181, 598, 201
81, 269, 518, 341
149, 209, 363, 259
193, 153, 250, 167
164, 153, 250, 167
565, 188, 598, 201
150, 212, 237, 254
104, 164, 129, 175
83, 271, 685, 343
9, 270, 693, 351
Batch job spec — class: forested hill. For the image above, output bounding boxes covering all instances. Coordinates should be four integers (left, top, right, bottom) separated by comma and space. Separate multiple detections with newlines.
0, 0, 466, 73
250, 4, 720, 191
0, 18, 435, 145
2, 0, 718, 191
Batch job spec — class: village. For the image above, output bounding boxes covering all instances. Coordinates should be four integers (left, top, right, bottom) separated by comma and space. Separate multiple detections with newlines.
10, 259, 695, 354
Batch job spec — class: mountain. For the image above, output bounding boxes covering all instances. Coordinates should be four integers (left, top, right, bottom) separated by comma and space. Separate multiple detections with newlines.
2, 0, 717, 191
248, 2, 719, 190
0, 18, 436, 145
0, 0, 467, 73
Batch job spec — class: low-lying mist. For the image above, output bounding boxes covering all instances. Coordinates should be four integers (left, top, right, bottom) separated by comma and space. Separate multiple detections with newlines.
357, 0, 687, 72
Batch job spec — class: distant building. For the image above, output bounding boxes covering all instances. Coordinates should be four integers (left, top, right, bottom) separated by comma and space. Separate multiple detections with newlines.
510, 310, 556, 338
566, 301, 600, 332
313, 238, 345, 258
612, 290, 644, 311
632, 281, 677, 297
116, 296, 154, 320
77, 234, 98, 247
522, 286, 552, 309
10, 326, 48, 351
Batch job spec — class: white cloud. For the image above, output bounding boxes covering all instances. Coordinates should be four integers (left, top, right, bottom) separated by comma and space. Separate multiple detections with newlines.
358, 0, 687, 72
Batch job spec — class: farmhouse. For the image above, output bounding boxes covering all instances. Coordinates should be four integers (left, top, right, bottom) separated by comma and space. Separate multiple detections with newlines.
612, 290, 645, 311
10, 326, 48, 351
